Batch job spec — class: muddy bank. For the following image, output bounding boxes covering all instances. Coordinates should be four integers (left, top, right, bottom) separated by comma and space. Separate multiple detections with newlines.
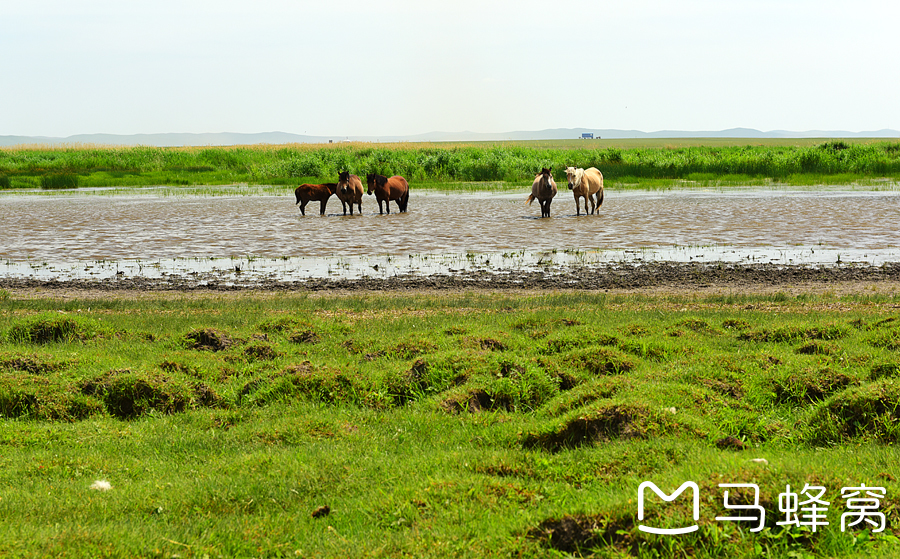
3, 262, 899, 295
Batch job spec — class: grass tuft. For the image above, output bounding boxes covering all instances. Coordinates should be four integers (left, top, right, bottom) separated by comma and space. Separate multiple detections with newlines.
6, 313, 100, 344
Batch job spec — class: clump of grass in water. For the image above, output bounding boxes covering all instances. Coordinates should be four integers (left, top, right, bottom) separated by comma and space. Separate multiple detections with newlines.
40, 173, 79, 190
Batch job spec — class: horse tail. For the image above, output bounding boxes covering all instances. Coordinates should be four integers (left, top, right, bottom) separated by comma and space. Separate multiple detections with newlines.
526, 194, 535, 205
597, 187, 604, 207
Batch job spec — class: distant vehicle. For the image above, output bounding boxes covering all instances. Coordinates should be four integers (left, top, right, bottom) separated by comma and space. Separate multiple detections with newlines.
581, 133, 594, 139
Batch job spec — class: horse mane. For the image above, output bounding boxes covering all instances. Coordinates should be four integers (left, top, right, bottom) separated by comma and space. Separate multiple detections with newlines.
573, 168, 585, 189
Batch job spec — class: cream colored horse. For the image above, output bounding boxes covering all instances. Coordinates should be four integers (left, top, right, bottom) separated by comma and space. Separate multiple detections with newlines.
564, 166, 604, 216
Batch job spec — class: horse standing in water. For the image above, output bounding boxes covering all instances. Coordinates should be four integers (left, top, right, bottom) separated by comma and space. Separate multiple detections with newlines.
366, 173, 409, 214
564, 166, 604, 216
525, 167, 557, 218
336, 171, 364, 215
294, 183, 337, 216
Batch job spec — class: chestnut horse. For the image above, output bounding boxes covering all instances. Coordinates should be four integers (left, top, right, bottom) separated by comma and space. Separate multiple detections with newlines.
294, 183, 337, 216
336, 171, 364, 215
564, 166, 604, 216
525, 167, 557, 218
366, 173, 409, 214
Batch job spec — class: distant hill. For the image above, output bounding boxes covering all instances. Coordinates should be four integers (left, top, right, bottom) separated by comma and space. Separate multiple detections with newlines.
2, 128, 898, 147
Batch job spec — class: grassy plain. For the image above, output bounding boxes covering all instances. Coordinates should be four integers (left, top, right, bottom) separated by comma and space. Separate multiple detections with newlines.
1, 138, 899, 191
2, 289, 900, 558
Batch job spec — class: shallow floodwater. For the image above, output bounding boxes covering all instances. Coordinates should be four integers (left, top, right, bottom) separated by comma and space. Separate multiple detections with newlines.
1, 188, 898, 283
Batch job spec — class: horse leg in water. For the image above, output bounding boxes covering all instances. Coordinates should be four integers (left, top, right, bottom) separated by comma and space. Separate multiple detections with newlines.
575, 194, 582, 217
356, 201, 362, 215
399, 191, 409, 212
319, 199, 328, 216
298, 200, 307, 216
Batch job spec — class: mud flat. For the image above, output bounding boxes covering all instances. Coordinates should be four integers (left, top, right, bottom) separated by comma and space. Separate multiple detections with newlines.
3, 261, 900, 299
2, 188, 898, 298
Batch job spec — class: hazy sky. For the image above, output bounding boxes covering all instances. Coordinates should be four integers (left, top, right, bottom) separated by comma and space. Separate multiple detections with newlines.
2, 0, 898, 137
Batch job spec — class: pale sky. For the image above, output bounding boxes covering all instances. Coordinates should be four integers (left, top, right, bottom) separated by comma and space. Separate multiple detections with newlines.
2, 0, 898, 138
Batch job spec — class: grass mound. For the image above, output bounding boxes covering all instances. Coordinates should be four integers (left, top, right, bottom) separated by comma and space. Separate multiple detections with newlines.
384, 358, 434, 405
523, 403, 673, 451
870, 362, 900, 380
440, 387, 512, 413
529, 513, 635, 554
802, 381, 900, 444
0, 352, 70, 374
739, 324, 849, 343
566, 346, 635, 375
80, 369, 203, 419
184, 328, 236, 351
288, 329, 320, 344
0, 372, 103, 421
771, 368, 855, 404
7, 313, 100, 344
239, 363, 359, 406
243, 342, 279, 361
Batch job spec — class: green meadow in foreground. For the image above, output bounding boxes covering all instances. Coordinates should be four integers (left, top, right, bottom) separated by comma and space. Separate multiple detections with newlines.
2, 290, 900, 558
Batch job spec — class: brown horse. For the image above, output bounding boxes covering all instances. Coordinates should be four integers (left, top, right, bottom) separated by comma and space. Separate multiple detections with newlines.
564, 166, 604, 216
336, 171, 364, 215
525, 167, 557, 218
366, 173, 409, 214
294, 183, 336, 216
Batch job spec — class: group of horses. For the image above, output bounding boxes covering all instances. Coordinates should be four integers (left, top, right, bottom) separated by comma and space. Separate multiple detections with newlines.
295, 166, 604, 218
294, 172, 410, 216
526, 166, 604, 218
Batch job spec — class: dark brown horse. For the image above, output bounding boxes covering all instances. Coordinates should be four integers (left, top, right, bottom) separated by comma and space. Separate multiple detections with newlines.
336, 171, 364, 215
294, 183, 337, 216
366, 173, 409, 214
525, 167, 557, 218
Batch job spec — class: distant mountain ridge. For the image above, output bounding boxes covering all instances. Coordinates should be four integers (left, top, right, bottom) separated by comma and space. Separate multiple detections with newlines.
2, 128, 898, 147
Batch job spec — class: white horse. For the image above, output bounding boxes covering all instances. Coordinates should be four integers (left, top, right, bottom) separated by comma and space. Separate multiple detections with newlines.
564, 166, 604, 216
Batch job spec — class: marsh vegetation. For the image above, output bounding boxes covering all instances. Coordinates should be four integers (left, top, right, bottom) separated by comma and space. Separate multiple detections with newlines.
1, 139, 899, 190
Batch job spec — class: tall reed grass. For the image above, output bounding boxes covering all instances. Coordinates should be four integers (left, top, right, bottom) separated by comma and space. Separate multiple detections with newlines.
1, 141, 899, 188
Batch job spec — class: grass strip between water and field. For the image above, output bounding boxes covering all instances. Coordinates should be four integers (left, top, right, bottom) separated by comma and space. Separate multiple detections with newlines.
2, 139, 900, 192
2, 290, 900, 558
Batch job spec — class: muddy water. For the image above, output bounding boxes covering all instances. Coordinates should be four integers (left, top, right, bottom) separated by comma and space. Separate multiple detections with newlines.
1, 188, 897, 283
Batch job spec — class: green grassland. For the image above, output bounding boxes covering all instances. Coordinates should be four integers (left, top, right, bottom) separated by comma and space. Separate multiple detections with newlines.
2, 290, 900, 557
1, 139, 899, 191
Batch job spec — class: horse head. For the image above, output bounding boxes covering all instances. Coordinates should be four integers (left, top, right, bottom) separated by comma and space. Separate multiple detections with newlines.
565, 166, 579, 190
539, 167, 554, 192
338, 171, 351, 194
366, 173, 378, 195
